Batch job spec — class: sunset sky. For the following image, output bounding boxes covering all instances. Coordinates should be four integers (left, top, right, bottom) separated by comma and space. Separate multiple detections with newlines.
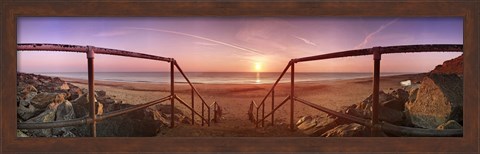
17, 17, 462, 73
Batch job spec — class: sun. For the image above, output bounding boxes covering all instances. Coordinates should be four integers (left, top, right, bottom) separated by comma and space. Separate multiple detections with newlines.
254, 62, 262, 72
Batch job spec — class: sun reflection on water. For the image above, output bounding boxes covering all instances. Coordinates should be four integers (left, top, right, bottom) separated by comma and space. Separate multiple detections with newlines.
256, 72, 261, 84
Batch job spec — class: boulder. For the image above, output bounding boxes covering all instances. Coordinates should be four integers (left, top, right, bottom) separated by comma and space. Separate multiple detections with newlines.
303, 117, 338, 137
296, 116, 313, 127
405, 74, 463, 129
17, 130, 29, 137
71, 93, 103, 117
68, 86, 83, 100
346, 106, 405, 125
356, 91, 395, 111
17, 103, 42, 121
407, 84, 420, 103
24, 109, 56, 137
94, 107, 165, 137
30, 92, 66, 109
321, 123, 368, 137
18, 84, 38, 100
53, 100, 76, 137
436, 120, 462, 130
52, 77, 64, 84
384, 89, 409, 111
56, 82, 70, 91
351, 91, 406, 125
296, 116, 317, 130
55, 100, 75, 121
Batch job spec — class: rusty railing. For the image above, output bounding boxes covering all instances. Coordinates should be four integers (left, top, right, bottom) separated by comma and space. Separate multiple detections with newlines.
250, 44, 463, 137
16, 43, 219, 137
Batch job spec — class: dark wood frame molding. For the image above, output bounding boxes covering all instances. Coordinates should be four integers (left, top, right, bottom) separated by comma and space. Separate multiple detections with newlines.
1, 1, 478, 153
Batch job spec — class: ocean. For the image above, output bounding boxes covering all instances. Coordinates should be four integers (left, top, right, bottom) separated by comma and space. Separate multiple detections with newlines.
37, 72, 410, 84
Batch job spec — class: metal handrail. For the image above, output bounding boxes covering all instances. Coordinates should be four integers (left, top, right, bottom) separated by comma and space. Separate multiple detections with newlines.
255, 95, 290, 126
209, 101, 220, 123
174, 95, 208, 124
294, 44, 462, 63
173, 61, 212, 126
17, 43, 218, 137
17, 43, 172, 62
250, 44, 463, 137
250, 63, 291, 127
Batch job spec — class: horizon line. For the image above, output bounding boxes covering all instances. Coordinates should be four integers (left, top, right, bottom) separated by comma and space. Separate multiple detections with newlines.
20, 71, 425, 74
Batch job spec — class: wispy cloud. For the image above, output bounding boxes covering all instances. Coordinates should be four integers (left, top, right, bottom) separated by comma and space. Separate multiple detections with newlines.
293, 35, 317, 46
194, 42, 218, 46
354, 18, 398, 49
125, 27, 264, 56
93, 30, 130, 37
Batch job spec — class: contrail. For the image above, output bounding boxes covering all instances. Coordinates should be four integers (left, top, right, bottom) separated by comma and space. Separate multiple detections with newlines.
354, 18, 398, 49
125, 27, 264, 56
293, 35, 317, 46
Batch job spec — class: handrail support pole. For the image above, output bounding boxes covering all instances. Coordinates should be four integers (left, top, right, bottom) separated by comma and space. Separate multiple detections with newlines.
271, 90, 275, 126
170, 60, 175, 128
371, 47, 382, 136
256, 106, 259, 128
290, 60, 295, 131
262, 101, 265, 127
86, 46, 97, 137
191, 88, 195, 125
208, 106, 211, 126
202, 101, 205, 126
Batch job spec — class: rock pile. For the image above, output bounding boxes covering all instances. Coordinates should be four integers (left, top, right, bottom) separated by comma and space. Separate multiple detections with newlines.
17, 73, 186, 137
297, 55, 463, 137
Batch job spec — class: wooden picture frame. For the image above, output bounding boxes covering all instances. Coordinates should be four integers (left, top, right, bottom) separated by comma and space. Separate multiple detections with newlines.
1, 1, 478, 153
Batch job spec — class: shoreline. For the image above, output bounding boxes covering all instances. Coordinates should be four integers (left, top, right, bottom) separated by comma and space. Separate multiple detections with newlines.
32, 71, 420, 85
58, 72, 424, 85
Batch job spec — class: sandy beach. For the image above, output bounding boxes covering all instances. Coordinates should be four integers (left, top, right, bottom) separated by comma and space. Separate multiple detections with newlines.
61, 73, 426, 137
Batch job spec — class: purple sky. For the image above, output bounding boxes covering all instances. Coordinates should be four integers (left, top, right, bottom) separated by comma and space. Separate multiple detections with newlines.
17, 17, 463, 73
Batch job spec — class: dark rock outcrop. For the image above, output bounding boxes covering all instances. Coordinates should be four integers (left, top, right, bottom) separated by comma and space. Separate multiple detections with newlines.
321, 123, 368, 137
17, 102, 42, 121
30, 92, 66, 109
405, 74, 463, 129
17, 73, 187, 137
296, 55, 463, 137
349, 91, 406, 125
436, 120, 462, 130
24, 109, 56, 137
430, 54, 463, 75
52, 100, 76, 137
297, 116, 339, 137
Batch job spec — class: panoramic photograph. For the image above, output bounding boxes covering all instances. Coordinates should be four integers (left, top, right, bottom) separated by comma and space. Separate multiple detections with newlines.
16, 17, 463, 137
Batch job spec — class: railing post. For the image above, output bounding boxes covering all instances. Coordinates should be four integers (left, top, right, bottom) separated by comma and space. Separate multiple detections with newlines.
202, 100, 205, 126
256, 106, 259, 128
87, 46, 96, 137
170, 60, 175, 128
191, 88, 194, 125
272, 89, 274, 126
214, 102, 217, 123
290, 61, 295, 131
371, 47, 382, 136
262, 102, 265, 127
208, 105, 211, 126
